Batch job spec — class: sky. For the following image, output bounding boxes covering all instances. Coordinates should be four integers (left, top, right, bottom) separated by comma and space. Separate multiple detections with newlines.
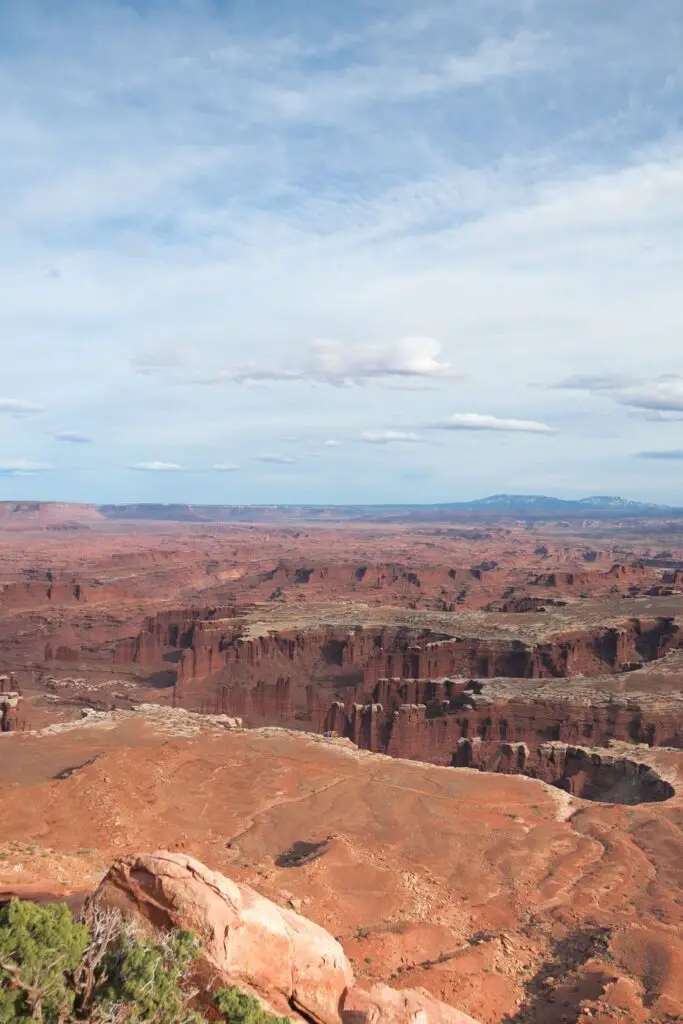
1, 0, 683, 505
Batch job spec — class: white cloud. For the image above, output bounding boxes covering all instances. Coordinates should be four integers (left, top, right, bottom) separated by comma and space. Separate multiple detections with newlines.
0, 398, 45, 416
323, 439, 341, 446
360, 430, 423, 444
559, 374, 683, 416
0, 460, 52, 475
431, 413, 556, 434
54, 430, 92, 444
309, 338, 457, 384
191, 337, 458, 388
130, 461, 184, 471
615, 377, 683, 413
212, 463, 240, 471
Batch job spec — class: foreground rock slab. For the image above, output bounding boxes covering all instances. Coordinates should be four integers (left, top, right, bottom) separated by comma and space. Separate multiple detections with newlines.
94, 851, 479, 1024
96, 851, 352, 1024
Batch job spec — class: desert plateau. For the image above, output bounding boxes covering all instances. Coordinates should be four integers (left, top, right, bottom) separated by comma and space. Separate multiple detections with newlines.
1, 498, 683, 1022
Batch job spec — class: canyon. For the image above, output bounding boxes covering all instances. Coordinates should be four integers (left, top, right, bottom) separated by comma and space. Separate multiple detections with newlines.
3, 501, 683, 1021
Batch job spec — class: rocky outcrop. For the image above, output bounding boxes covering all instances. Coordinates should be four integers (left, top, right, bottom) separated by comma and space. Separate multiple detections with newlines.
93, 852, 479, 1024
95, 851, 352, 1024
113, 606, 243, 666
0, 675, 21, 732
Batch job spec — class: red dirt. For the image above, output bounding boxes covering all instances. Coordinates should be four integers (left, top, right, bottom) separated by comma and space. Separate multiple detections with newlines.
1, 715, 683, 1023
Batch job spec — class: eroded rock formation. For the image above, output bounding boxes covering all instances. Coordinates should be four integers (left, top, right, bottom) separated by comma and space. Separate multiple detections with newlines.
452, 740, 674, 804
0, 673, 20, 732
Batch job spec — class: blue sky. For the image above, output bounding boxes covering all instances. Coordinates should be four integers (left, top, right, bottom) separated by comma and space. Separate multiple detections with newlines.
1, 0, 682, 504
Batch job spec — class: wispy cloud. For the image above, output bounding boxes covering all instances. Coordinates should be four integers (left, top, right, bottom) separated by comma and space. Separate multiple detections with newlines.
0, 398, 44, 416
360, 430, 423, 444
323, 439, 341, 447
261, 31, 554, 122
551, 373, 636, 391
429, 413, 556, 434
54, 430, 92, 444
615, 377, 683, 413
212, 463, 240, 471
130, 461, 184, 471
632, 410, 683, 422
558, 374, 683, 415
636, 450, 683, 461
255, 454, 297, 464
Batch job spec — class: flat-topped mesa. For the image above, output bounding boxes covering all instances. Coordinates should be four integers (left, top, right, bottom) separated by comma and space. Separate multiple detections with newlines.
203, 676, 295, 720
364, 617, 680, 684
145, 615, 682, 696
0, 672, 18, 694
527, 563, 647, 590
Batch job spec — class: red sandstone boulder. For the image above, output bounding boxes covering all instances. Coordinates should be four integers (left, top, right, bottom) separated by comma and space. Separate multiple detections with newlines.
93, 852, 482, 1024
94, 851, 353, 1024
342, 984, 480, 1024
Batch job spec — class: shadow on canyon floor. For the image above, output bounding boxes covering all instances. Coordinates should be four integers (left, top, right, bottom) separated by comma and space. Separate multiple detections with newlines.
503, 926, 614, 1023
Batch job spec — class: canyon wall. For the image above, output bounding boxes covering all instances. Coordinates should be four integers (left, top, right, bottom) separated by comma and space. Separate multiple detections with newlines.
323, 687, 683, 761
452, 739, 674, 804
112, 608, 683, 763
116, 608, 680, 691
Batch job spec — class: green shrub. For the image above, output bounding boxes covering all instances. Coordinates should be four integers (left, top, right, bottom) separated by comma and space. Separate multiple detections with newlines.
0, 899, 89, 1023
213, 987, 289, 1024
94, 926, 204, 1023
0, 899, 290, 1023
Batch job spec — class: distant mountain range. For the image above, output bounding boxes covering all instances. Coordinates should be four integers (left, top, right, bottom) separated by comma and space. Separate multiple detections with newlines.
441, 494, 669, 513
96, 495, 676, 522
1, 495, 677, 526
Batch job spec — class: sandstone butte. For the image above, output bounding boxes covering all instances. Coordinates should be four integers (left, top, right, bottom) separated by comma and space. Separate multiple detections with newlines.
1, 709, 683, 1023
